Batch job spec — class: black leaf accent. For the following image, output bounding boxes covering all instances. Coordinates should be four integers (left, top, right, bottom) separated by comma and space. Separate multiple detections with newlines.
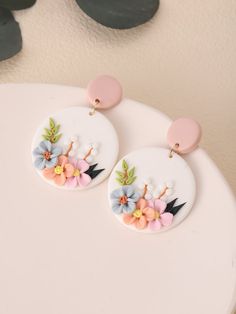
85, 164, 105, 180
164, 198, 186, 216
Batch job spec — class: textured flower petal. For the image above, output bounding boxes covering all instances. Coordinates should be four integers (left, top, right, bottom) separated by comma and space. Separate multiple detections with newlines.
135, 215, 147, 229
147, 200, 154, 208
136, 198, 147, 211
143, 207, 156, 221
132, 191, 141, 202
34, 157, 46, 170
58, 155, 68, 167
77, 159, 90, 173
54, 173, 66, 186
160, 213, 173, 227
66, 177, 78, 188
51, 146, 62, 157
125, 185, 135, 198
112, 203, 123, 214
123, 201, 135, 214
123, 214, 136, 225
45, 157, 58, 168
78, 173, 92, 187
149, 219, 162, 231
43, 167, 56, 179
68, 158, 77, 168
40, 140, 51, 152
33, 147, 43, 157
64, 163, 74, 178
111, 188, 124, 199
154, 199, 167, 214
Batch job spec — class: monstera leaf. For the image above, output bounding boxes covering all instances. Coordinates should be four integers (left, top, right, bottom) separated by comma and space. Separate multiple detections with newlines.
0, 8, 22, 61
0, 0, 36, 10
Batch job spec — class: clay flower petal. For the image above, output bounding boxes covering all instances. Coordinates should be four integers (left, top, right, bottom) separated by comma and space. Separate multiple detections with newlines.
69, 158, 77, 168
54, 172, 66, 186
112, 203, 124, 214
34, 157, 46, 170
154, 199, 167, 214
123, 201, 136, 214
43, 167, 56, 179
51, 146, 62, 158
78, 173, 92, 187
123, 214, 137, 225
66, 176, 78, 188
136, 198, 147, 211
64, 163, 74, 178
160, 213, 173, 226
77, 160, 90, 173
149, 219, 162, 231
58, 155, 68, 167
45, 157, 58, 168
135, 215, 147, 229
143, 207, 156, 221
39, 140, 51, 152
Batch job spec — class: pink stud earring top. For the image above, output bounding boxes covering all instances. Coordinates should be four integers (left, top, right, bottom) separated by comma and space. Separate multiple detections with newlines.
167, 118, 201, 154
87, 75, 123, 109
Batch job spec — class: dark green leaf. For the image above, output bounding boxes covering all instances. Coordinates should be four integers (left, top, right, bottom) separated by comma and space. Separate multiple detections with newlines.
0, 8, 22, 61
0, 0, 37, 10
164, 198, 178, 213
85, 164, 105, 179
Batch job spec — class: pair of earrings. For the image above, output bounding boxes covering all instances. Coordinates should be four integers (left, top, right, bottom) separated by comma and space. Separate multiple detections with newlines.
32, 75, 201, 234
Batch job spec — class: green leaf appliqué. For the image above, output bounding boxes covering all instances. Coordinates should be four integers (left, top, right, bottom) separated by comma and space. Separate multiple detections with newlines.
42, 117, 62, 143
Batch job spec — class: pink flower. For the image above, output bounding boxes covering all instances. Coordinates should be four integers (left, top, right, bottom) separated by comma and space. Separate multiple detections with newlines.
147, 199, 173, 231
66, 158, 91, 188
123, 198, 156, 230
43, 155, 74, 186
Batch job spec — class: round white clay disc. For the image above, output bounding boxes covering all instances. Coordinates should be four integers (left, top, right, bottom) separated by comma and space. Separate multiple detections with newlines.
108, 147, 196, 233
32, 106, 119, 190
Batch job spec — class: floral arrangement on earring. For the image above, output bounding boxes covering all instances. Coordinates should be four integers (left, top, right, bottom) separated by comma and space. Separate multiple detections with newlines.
110, 160, 186, 231
32, 118, 105, 188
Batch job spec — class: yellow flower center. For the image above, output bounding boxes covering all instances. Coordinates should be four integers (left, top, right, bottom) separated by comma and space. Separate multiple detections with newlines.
54, 165, 63, 175
155, 211, 160, 219
73, 169, 80, 177
133, 209, 142, 218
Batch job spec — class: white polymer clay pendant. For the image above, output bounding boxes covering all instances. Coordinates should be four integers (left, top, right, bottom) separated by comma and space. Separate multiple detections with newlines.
32, 75, 122, 190
108, 118, 201, 233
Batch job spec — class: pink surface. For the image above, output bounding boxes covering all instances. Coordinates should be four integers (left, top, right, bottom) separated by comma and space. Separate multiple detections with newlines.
167, 118, 202, 154
87, 75, 123, 109
0, 84, 235, 314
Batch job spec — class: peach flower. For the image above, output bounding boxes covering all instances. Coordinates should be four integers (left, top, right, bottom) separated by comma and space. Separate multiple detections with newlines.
123, 198, 155, 230
43, 155, 74, 186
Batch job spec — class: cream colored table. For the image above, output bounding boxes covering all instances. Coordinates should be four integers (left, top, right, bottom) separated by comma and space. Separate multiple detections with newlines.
0, 84, 235, 314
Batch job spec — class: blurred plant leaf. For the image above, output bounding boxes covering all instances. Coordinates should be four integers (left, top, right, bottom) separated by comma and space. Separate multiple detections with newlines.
0, 0, 36, 10
0, 7, 22, 61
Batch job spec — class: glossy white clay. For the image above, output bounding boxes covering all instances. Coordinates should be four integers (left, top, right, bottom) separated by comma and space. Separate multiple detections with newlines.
32, 106, 119, 190
108, 147, 196, 233
0, 84, 236, 314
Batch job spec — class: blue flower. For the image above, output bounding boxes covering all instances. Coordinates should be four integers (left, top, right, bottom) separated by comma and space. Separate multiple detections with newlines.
110, 185, 140, 214
33, 140, 62, 170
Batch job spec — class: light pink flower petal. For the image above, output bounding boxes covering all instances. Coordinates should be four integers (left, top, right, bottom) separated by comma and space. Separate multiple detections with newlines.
149, 219, 162, 231
160, 213, 173, 227
66, 177, 78, 188
147, 200, 154, 208
58, 155, 68, 167
136, 198, 147, 211
69, 158, 77, 168
154, 199, 167, 214
78, 173, 91, 187
77, 160, 90, 173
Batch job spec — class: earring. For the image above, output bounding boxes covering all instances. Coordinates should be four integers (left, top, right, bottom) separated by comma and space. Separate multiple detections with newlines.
108, 118, 201, 233
31, 75, 122, 190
